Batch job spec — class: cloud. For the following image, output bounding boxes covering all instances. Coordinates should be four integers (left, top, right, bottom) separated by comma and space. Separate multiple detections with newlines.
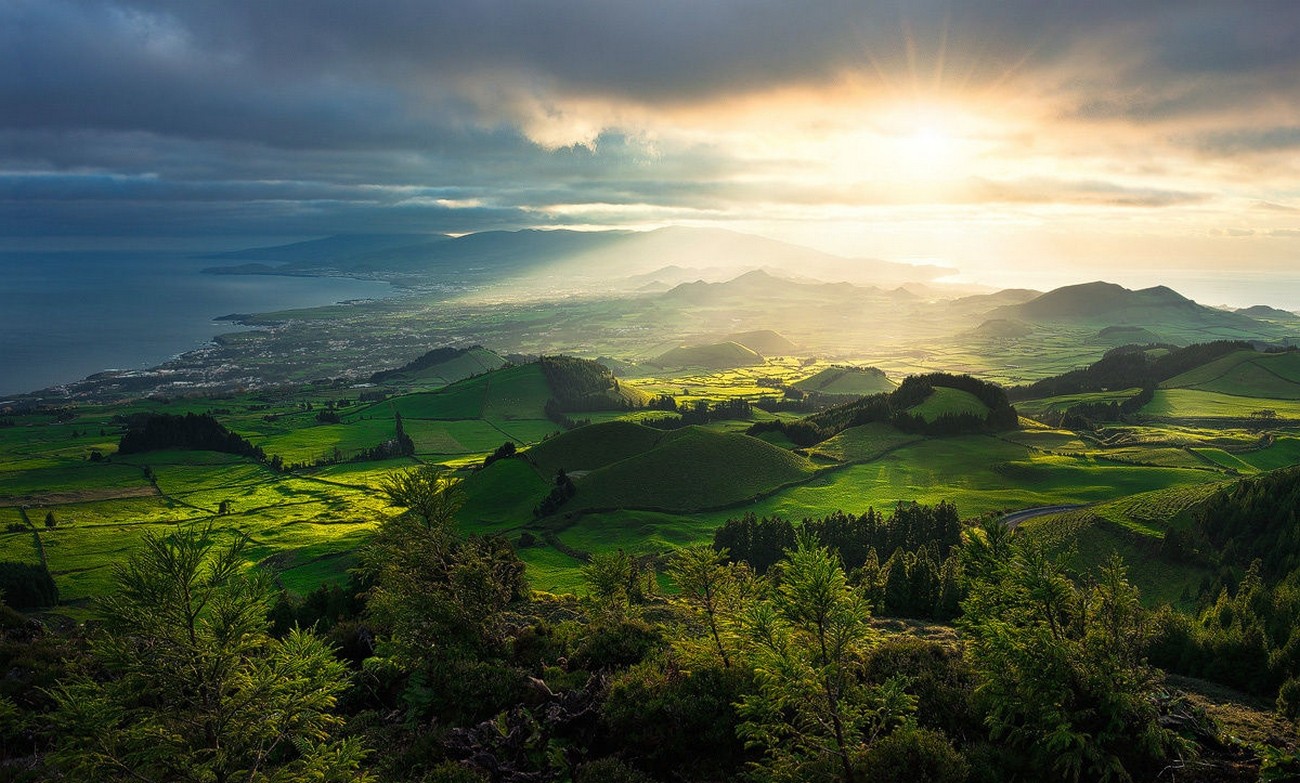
2, 0, 1299, 252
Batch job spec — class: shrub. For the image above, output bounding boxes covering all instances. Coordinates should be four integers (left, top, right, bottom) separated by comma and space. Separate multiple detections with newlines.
854, 727, 969, 783
571, 618, 663, 671
575, 757, 654, 783
1279, 677, 1300, 722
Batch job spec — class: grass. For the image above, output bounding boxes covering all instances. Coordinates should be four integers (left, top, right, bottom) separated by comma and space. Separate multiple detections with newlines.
908, 387, 989, 423
1143, 389, 1300, 419
456, 458, 549, 531
525, 421, 666, 476
1161, 350, 1300, 399
793, 366, 896, 396
809, 422, 921, 463
571, 427, 816, 513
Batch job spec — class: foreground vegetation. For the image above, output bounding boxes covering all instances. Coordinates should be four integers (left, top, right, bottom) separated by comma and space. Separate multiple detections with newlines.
4, 331, 1300, 779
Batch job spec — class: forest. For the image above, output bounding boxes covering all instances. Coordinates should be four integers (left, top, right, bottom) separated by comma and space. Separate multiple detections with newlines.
4, 464, 1299, 782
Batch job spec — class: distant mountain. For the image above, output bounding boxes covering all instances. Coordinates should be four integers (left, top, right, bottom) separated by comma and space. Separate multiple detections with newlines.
205, 233, 444, 264
992, 281, 1277, 338
661, 269, 874, 305
207, 226, 950, 287
1237, 305, 1300, 320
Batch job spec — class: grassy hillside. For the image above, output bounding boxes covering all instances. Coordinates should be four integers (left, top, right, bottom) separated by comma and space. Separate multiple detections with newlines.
793, 365, 896, 396
456, 457, 550, 530
724, 329, 798, 355
570, 426, 816, 512
908, 387, 990, 423
1161, 350, 1300, 400
524, 420, 664, 476
653, 341, 763, 370
370, 346, 506, 387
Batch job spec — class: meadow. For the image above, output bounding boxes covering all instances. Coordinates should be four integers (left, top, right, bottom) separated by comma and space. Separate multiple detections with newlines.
5, 345, 1300, 602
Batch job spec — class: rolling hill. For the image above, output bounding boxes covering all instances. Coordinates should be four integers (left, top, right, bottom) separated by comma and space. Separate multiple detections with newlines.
724, 329, 798, 356
1160, 349, 1300, 400
369, 346, 507, 386
794, 365, 897, 396
908, 386, 991, 423
570, 426, 816, 512
652, 341, 764, 370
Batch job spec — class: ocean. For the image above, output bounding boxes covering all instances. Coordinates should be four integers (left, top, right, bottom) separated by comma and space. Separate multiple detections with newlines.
0, 251, 395, 397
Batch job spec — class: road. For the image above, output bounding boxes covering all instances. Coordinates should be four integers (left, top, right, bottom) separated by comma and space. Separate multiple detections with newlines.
999, 503, 1088, 530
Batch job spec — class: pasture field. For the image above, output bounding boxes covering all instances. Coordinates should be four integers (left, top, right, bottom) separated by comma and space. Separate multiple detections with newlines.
1014, 388, 1143, 419
1143, 389, 1300, 420
808, 423, 922, 463
7, 343, 1300, 608
571, 427, 816, 513
908, 387, 988, 422
1161, 350, 1300, 399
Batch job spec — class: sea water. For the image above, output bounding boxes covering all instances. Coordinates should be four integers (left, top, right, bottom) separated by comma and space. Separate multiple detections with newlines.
0, 251, 394, 396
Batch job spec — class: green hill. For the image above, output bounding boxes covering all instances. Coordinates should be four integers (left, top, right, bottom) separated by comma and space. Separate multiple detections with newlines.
908, 387, 991, 423
384, 362, 552, 420
968, 319, 1032, 339
525, 420, 665, 476
570, 426, 816, 512
456, 458, 550, 529
1089, 325, 1163, 346
370, 346, 506, 386
724, 329, 798, 356
794, 365, 896, 396
652, 341, 763, 370
538, 355, 653, 409
1160, 349, 1300, 400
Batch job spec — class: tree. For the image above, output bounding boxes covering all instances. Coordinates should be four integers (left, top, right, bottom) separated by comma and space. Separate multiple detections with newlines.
583, 549, 634, 617
379, 466, 462, 529
43, 511, 56, 528
737, 533, 913, 783
669, 544, 744, 668
960, 537, 1187, 782
48, 526, 365, 782
362, 470, 525, 666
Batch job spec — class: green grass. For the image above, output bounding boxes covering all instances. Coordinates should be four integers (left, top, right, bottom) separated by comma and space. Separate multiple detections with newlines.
525, 421, 666, 476
457, 458, 549, 531
1015, 389, 1143, 419
908, 387, 989, 423
1162, 350, 1300, 399
571, 427, 816, 513
700, 436, 1222, 523
1143, 389, 1300, 419
793, 366, 896, 396
809, 423, 921, 463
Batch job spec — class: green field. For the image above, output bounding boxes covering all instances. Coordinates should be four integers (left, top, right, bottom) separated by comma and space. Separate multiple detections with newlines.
571, 427, 816, 512
1162, 350, 1300, 399
793, 365, 896, 396
908, 386, 989, 422
1143, 389, 1300, 419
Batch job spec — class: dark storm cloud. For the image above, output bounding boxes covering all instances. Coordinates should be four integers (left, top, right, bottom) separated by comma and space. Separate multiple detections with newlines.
3, 0, 1297, 237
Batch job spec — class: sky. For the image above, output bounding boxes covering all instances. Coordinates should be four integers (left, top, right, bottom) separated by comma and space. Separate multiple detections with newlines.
4, 1, 1300, 301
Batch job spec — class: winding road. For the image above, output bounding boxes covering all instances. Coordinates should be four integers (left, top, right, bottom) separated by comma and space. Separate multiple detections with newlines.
999, 503, 1088, 529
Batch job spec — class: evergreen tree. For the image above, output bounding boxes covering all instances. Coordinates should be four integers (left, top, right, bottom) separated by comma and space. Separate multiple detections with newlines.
48, 526, 365, 781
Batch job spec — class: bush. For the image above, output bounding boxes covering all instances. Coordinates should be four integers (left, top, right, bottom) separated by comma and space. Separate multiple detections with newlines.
0, 561, 58, 609
600, 661, 753, 780
862, 637, 978, 740
854, 727, 969, 783
1279, 677, 1300, 721
571, 618, 663, 671
427, 761, 489, 783
575, 757, 655, 783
